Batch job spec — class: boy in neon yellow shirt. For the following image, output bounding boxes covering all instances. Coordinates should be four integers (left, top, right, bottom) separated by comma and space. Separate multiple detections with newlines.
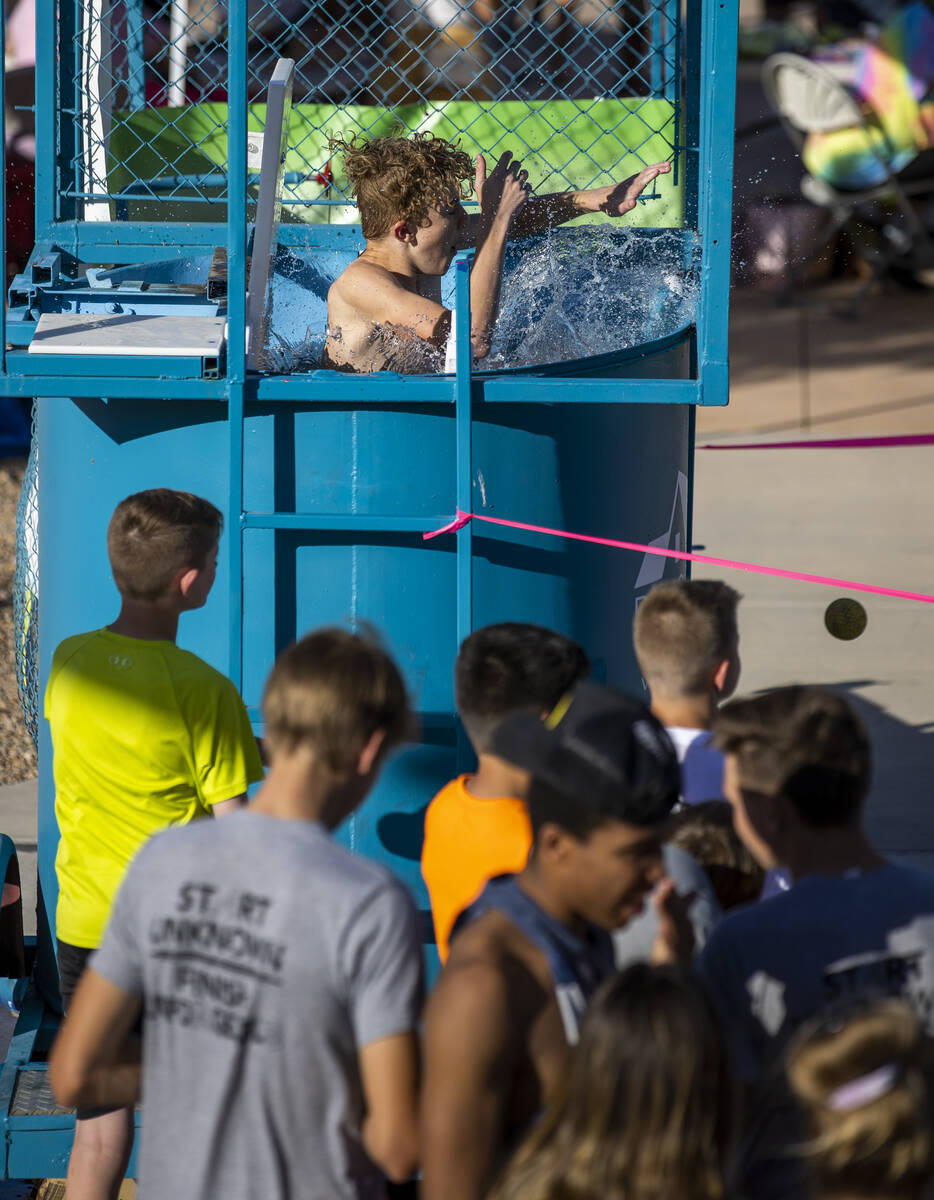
45, 488, 264, 1200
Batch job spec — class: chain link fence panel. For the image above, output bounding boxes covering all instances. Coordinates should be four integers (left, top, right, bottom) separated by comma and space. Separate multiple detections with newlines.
65, 0, 682, 224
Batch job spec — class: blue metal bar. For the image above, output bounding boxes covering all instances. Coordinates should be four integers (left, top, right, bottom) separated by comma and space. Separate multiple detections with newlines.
695, 0, 739, 408
670, 0, 681, 185
226, 0, 249, 691
241, 513, 449, 533
454, 254, 473, 774
685, 403, 696, 578
227, 22, 248, 385
255, 374, 456, 404
126, 0, 146, 110
650, 5, 663, 98
665, 0, 678, 101
58, 0, 81, 224
57, 221, 693, 257
7, 352, 217, 380
34, 0, 57, 238
0, 370, 707, 407
0, 371, 229, 400
481, 378, 703, 404
682, 0, 702, 231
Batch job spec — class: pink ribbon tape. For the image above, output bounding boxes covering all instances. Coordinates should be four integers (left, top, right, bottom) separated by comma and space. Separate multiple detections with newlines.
423, 509, 934, 605
699, 434, 934, 451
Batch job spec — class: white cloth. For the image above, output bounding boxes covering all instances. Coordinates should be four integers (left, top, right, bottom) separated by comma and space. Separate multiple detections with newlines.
665, 726, 726, 805
444, 307, 458, 373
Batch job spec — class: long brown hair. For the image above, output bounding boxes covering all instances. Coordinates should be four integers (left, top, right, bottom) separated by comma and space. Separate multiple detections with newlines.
490, 963, 734, 1200
787, 1000, 934, 1199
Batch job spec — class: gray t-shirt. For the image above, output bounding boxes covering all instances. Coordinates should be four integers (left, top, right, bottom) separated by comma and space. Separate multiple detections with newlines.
92, 810, 423, 1200
697, 863, 934, 1082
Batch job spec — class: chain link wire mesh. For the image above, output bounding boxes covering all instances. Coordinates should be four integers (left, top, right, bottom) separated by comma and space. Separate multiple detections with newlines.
13, 412, 39, 750
67, 0, 682, 224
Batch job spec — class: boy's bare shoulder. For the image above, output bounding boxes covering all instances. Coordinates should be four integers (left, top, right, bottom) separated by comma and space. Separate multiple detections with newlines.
329, 257, 406, 307
436, 910, 551, 1007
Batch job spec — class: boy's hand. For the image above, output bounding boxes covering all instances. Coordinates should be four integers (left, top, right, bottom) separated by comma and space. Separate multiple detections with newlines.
591, 161, 671, 218
650, 877, 696, 964
476, 151, 531, 232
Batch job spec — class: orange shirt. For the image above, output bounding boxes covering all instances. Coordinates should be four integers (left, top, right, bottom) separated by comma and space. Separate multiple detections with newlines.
421, 775, 532, 962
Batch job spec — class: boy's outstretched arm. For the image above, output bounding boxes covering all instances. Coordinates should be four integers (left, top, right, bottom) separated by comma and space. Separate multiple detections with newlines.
468, 152, 529, 359
460, 157, 670, 245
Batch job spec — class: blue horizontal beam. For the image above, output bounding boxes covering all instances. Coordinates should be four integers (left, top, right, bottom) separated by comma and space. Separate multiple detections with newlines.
49, 222, 698, 261
481, 378, 702, 404
241, 512, 445, 533
0, 372, 705, 405
253, 373, 456, 404
0, 374, 228, 400
7, 351, 213, 380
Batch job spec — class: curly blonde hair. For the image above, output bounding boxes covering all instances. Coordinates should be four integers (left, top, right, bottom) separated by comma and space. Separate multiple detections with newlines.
329, 131, 474, 239
787, 1000, 934, 1199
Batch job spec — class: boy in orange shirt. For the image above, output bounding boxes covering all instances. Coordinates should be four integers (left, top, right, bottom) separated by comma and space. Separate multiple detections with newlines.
421, 623, 589, 961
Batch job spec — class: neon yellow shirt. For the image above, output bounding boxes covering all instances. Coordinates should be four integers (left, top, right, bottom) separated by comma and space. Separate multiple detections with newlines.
46, 629, 264, 948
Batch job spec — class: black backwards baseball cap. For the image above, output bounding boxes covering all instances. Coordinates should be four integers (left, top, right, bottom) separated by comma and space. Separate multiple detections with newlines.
490, 680, 680, 827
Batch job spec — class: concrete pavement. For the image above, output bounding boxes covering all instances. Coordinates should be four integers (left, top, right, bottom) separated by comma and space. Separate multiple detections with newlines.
695, 277, 934, 866
0, 778, 36, 937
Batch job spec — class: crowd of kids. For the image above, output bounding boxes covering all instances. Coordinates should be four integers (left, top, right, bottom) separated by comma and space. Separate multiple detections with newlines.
34, 105, 934, 1200
43, 486, 934, 1200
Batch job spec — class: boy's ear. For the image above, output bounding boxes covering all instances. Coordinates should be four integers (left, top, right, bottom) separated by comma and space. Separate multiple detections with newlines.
392, 219, 416, 244
177, 566, 201, 599
536, 822, 575, 867
712, 658, 731, 694
357, 728, 388, 777
712, 655, 741, 699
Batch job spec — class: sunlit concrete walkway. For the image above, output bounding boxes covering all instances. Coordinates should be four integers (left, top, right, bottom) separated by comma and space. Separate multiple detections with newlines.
694, 279, 934, 866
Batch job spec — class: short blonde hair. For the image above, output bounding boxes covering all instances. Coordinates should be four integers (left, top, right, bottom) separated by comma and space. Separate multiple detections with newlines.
330, 131, 473, 239
262, 627, 412, 773
787, 1000, 934, 1199
107, 489, 221, 603
633, 580, 740, 697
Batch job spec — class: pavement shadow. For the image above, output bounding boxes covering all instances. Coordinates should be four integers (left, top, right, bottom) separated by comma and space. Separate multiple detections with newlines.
728, 287, 934, 389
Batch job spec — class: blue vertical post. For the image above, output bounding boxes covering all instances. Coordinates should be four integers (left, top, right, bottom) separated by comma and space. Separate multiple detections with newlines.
664, 0, 677, 99
126, 0, 145, 110
695, 0, 738, 406
227, 0, 248, 688
650, 4, 663, 98
671, 0, 681, 185
454, 254, 473, 773
34, 0, 57, 238
682, 0, 701, 230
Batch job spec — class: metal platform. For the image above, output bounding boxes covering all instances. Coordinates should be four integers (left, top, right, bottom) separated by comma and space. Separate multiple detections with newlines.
9, 1073, 69, 1119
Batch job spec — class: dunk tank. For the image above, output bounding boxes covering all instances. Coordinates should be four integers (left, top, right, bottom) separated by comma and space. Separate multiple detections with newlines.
0, 0, 737, 1174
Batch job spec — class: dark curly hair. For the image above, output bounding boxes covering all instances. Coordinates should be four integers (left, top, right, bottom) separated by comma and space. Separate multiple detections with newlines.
329, 131, 474, 239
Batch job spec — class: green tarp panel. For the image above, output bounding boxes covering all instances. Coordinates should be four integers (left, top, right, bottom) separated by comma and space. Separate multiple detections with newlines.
107, 99, 681, 228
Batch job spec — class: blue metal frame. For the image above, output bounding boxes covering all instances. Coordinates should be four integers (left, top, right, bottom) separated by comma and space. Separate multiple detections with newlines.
0, 0, 739, 1177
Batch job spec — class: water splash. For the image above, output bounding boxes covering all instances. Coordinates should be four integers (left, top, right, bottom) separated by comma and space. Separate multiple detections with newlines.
486, 226, 698, 367
260, 225, 697, 373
